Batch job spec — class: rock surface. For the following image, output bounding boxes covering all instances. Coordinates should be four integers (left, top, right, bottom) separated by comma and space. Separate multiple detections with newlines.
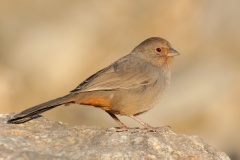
0, 114, 229, 160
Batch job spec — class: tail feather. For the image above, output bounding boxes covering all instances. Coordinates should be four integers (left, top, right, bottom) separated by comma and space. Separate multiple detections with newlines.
7, 94, 75, 124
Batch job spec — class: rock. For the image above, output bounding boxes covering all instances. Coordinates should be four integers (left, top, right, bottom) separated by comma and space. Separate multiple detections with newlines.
0, 114, 230, 160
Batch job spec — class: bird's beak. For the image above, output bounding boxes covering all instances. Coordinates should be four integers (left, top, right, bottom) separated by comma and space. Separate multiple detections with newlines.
167, 48, 180, 57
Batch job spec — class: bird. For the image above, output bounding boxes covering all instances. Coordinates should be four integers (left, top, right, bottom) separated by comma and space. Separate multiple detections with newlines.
7, 37, 179, 130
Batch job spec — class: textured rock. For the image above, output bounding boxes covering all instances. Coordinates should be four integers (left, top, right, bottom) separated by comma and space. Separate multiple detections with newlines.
0, 114, 230, 160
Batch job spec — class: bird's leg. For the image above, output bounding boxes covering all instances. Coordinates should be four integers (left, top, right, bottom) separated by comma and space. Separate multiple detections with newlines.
105, 111, 129, 130
129, 115, 171, 131
129, 115, 155, 131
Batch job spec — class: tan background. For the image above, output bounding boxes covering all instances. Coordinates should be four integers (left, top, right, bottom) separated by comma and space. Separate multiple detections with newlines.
0, 0, 239, 159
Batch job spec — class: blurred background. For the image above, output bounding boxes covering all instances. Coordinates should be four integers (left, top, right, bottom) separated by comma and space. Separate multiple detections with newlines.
0, 0, 239, 159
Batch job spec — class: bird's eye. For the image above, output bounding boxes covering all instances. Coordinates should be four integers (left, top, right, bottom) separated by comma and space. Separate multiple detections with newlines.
155, 48, 162, 53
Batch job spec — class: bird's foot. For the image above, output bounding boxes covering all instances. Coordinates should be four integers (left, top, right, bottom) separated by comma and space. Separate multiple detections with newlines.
143, 125, 172, 132
107, 127, 141, 132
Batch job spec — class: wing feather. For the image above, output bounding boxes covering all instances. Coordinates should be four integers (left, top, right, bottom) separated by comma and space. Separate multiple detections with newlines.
70, 55, 158, 93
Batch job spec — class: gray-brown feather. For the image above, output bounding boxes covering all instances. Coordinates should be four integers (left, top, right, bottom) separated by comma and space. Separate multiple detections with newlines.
71, 54, 162, 93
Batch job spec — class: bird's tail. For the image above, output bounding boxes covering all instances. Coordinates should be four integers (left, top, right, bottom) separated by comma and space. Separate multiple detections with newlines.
7, 94, 75, 124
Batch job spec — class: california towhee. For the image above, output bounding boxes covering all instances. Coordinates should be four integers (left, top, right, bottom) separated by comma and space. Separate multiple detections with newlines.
7, 37, 179, 130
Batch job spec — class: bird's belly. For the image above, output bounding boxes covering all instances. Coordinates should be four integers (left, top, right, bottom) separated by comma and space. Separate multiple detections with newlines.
77, 78, 169, 115
111, 84, 168, 115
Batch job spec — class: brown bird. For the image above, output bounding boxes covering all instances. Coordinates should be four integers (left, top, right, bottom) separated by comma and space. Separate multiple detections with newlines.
7, 37, 179, 130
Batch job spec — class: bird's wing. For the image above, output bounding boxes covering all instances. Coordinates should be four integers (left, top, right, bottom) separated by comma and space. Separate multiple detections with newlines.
70, 55, 158, 93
